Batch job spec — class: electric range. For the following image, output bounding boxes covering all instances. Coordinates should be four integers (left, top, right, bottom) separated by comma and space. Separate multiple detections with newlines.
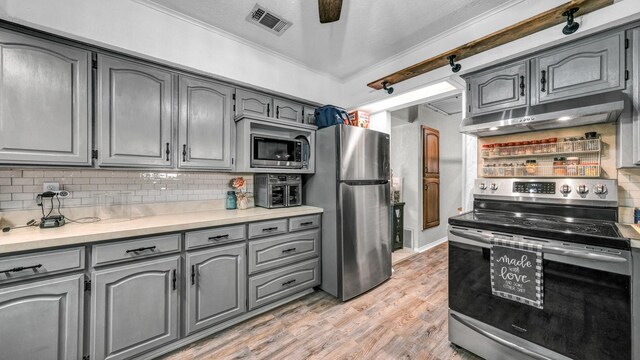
448, 178, 632, 360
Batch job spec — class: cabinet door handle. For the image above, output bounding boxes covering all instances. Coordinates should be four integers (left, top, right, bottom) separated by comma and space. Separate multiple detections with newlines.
0, 264, 42, 273
267, 103, 270, 117
182, 144, 187, 162
300, 221, 314, 226
282, 247, 297, 254
172, 269, 177, 291
165, 142, 171, 161
208, 234, 229, 241
276, 106, 280, 118
125, 246, 156, 254
540, 70, 547, 92
519, 76, 525, 96
191, 265, 195, 285
262, 227, 278, 232
282, 279, 296, 287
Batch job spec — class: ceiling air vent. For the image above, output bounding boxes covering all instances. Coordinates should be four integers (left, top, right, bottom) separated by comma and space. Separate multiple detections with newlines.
246, 4, 292, 36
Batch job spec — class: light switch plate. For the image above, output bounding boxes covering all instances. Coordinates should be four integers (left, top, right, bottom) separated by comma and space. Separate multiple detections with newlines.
43, 182, 59, 192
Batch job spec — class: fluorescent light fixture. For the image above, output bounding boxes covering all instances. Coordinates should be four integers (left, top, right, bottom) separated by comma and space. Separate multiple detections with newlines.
359, 81, 457, 113
489, 126, 499, 131
558, 116, 572, 121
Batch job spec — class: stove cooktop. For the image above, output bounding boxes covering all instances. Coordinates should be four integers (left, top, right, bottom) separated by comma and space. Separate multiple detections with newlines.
449, 210, 629, 250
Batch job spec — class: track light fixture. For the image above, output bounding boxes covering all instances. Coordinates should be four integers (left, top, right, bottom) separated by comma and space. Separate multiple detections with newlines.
382, 81, 394, 95
447, 55, 461, 73
562, 7, 580, 35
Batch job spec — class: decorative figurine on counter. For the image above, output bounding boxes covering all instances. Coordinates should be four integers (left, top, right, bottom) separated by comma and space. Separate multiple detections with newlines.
230, 177, 252, 210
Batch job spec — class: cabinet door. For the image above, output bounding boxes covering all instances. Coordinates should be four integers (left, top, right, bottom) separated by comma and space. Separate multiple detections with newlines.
274, 98, 303, 122
0, 30, 91, 165
423, 126, 440, 177
91, 256, 179, 360
468, 62, 528, 116
619, 27, 640, 167
97, 55, 173, 167
0, 274, 83, 360
423, 177, 440, 230
303, 106, 317, 125
185, 243, 246, 335
235, 88, 272, 118
178, 76, 233, 169
531, 32, 625, 105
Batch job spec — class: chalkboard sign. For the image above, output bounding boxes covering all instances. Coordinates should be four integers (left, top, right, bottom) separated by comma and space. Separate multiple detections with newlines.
490, 238, 544, 309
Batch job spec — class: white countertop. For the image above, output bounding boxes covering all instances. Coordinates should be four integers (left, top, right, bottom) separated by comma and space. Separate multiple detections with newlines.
616, 223, 640, 249
0, 206, 323, 254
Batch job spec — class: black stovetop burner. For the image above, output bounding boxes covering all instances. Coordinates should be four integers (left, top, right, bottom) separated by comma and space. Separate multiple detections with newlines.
449, 200, 629, 250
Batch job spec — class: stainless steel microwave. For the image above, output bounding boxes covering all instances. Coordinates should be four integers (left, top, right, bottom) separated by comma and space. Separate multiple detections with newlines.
251, 135, 303, 169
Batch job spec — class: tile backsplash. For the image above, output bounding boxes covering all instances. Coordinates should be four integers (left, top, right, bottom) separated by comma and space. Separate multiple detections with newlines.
618, 168, 640, 208
0, 169, 253, 211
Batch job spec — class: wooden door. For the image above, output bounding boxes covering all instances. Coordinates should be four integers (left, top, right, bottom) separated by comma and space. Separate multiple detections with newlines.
0, 30, 91, 166
468, 61, 528, 116
531, 32, 625, 105
91, 256, 179, 360
178, 75, 233, 169
97, 54, 173, 168
185, 243, 246, 335
235, 89, 272, 118
274, 98, 303, 122
0, 274, 83, 360
422, 126, 440, 230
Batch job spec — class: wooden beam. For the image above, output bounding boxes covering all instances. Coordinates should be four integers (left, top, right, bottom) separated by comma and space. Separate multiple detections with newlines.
367, 0, 613, 90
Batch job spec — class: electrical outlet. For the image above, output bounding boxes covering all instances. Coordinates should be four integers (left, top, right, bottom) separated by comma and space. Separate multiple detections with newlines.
57, 190, 70, 198
43, 182, 59, 192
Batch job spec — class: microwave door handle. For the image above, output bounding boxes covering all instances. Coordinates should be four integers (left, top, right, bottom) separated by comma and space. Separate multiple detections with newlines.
541, 245, 628, 263
450, 313, 555, 360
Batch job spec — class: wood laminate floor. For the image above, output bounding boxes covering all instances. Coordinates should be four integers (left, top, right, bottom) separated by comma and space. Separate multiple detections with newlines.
162, 243, 482, 360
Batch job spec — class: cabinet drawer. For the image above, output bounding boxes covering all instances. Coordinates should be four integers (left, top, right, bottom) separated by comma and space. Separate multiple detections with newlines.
248, 229, 320, 274
91, 234, 181, 267
248, 219, 288, 239
289, 215, 320, 232
248, 258, 319, 310
0, 247, 85, 283
185, 225, 246, 250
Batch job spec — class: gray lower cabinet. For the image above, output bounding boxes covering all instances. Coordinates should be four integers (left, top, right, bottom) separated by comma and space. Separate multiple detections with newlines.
274, 98, 303, 122
185, 242, 246, 335
235, 88, 272, 118
0, 30, 91, 166
467, 61, 528, 116
248, 229, 320, 274
531, 31, 625, 105
0, 274, 83, 360
248, 257, 319, 310
178, 75, 234, 169
96, 54, 174, 168
90, 256, 180, 360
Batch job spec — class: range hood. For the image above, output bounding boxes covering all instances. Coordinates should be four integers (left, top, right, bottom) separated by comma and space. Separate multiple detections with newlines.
459, 91, 625, 137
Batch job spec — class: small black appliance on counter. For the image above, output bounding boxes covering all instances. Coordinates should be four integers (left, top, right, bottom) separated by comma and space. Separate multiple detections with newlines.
254, 174, 302, 208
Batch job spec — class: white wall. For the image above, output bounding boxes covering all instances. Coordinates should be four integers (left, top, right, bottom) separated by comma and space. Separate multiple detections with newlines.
0, 0, 342, 105
390, 106, 463, 249
369, 111, 391, 134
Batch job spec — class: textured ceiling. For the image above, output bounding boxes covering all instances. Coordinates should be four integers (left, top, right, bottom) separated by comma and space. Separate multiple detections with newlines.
143, 0, 512, 79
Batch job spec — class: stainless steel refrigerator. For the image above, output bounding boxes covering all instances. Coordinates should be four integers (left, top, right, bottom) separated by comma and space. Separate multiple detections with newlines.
304, 125, 391, 301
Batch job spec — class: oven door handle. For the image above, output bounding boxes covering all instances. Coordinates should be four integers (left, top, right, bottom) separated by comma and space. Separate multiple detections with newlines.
541, 246, 628, 263
450, 229, 493, 244
450, 313, 555, 360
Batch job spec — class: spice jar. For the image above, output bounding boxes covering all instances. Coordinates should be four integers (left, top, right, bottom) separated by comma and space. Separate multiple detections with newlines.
481, 144, 490, 158
516, 163, 526, 176
504, 163, 515, 177
500, 143, 510, 156
562, 138, 573, 152
491, 143, 501, 157
566, 157, 579, 176
524, 141, 533, 155
574, 137, 585, 152
532, 140, 542, 154
541, 139, 550, 153
516, 142, 525, 155
582, 162, 599, 177
548, 138, 558, 152
506, 142, 516, 156
553, 157, 567, 176
526, 160, 537, 176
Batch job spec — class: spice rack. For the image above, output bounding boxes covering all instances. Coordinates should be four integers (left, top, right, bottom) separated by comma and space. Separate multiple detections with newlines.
481, 138, 602, 178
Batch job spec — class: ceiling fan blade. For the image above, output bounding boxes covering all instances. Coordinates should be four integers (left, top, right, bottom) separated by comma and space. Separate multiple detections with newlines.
318, 0, 343, 23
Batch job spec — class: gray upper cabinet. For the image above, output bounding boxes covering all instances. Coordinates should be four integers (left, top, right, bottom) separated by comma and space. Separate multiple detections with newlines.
531, 32, 625, 105
97, 54, 173, 168
178, 75, 233, 169
274, 98, 303, 122
235, 88, 271, 118
91, 256, 179, 360
303, 106, 317, 125
0, 274, 83, 360
467, 62, 528, 116
619, 27, 640, 167
0, 30, 91, 166
185, 243, 246, 335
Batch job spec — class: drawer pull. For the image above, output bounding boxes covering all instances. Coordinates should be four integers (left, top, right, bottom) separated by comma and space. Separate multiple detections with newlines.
262, 227, 278, 232
1, 264, 43, 273
125, 246, 156, 254
191, 265, 196, 285
282, 248, 297, 254
172, 269, 177, 291
282, 279, 296, 287
208, 234, 229, 241
300, 221, 314, 226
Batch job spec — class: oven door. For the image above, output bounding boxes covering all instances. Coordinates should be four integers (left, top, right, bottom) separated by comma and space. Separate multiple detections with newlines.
251, 135, 302, 168
448, 226, 631, 360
